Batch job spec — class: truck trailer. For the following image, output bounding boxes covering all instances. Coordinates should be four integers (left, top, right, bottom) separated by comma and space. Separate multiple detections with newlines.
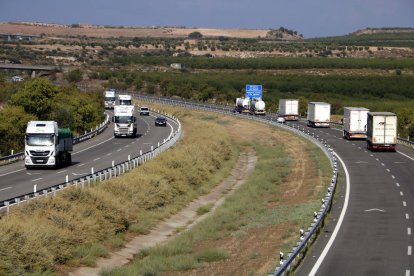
234, 97, 250, 114
249, 98, 266, 115
343, 107, 369, 139
24, 121, 73, 169
278, 99, 299, 121
366, 112, 397, 151
113, 105, 137, 137
307, 102, 331, 128
104, 90, 116, 109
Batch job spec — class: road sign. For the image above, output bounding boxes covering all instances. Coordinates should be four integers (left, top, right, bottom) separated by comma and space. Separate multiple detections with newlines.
246, 84, 262, 98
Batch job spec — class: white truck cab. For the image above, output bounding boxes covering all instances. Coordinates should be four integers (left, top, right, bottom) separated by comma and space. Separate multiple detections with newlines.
113, 105, 137, 137
104, 90, 116, 109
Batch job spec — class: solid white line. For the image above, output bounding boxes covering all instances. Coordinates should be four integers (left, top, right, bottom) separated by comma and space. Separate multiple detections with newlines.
403, 201, 407, 207
408, 228, 412, 235
309, 151, 350, 276
408, 246, 412, 256
398, 151, 414, 162
0, 187, 12, 192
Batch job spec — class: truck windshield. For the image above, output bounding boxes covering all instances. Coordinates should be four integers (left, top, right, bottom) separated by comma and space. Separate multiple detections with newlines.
26, 134, 54, 146
141, 107, 149, 111
105, 97, 115, 101
115, 116, 134, 124
119, 100, 132, 105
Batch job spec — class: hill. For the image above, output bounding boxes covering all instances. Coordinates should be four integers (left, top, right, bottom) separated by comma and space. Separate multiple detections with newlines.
351, 27, 414, 36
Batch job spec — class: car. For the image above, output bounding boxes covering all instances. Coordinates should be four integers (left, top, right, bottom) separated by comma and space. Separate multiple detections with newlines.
155, 116, 167, 127
276, 117, 286, 124
140, 106, 150, 116
11, 76, 24, 82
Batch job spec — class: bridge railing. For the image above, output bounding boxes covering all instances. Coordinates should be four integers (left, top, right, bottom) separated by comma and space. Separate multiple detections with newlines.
0, 113, 110, 165
0, 108, 182, 215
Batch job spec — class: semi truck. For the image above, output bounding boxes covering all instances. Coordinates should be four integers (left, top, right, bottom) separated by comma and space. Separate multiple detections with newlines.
104, 89, 116, 109
278, 99, 299, 121
234, 97, 250, 114
24, 121, 73, 169
366, 112, 397, 151
343, 107, 369, 139
118, 94, 132, 106
307, 102, 331, 127
113, 105, 137, 137
249, 98, 266, 115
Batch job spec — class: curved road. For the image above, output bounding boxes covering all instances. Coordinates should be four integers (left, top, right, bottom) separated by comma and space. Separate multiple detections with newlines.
0, 110, 179, 202
290, 122, 414, 275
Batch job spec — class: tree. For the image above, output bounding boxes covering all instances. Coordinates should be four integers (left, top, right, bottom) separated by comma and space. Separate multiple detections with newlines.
188, 31, 202, 39
66, 69, 83, 83
10, 78, 58, 120
0, 105, 36, 156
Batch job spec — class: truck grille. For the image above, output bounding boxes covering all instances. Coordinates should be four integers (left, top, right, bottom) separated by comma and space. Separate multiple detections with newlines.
30, 157, 49, 164
30, 151, 50, 156
118, 127, 130, 134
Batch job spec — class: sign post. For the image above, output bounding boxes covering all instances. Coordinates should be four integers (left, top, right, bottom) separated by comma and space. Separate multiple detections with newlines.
245, 84, 262, 99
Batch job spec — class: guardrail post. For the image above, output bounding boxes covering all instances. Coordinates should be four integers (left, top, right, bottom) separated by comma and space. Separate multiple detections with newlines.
5, 201, 9, 215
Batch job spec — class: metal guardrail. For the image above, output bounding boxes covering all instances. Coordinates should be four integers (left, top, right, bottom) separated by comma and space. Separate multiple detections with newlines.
0, 108, 182, 214
0, 113, 110, 165
130, 93, 338, 276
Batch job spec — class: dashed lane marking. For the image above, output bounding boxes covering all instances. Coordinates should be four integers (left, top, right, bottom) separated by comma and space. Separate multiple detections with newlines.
408, 246, 412, 256
386, 169, 390, 172
392, 175, 395, 179
401, 191, 404, 196
406, 213, 410, 220
31, 178, 42, 182
93, 158, 101, 161
397, 183, 400, 187
408, 228, 412, 235
0, 187, 12, 192
57, 170, 67, 174
403, 201, 407, 207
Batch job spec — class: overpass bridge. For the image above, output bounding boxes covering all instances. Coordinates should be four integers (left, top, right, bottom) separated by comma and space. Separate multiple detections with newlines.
0, 63, 67, 78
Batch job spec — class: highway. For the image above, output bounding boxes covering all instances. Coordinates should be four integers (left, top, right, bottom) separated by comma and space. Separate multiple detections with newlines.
290, 122, 414, 275
0, 110, 180, 202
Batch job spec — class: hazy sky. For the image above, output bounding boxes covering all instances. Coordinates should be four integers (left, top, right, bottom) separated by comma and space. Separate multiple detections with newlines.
1, 0, 413, 37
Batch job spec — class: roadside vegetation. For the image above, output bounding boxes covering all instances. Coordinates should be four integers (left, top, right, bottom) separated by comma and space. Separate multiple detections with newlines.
0, 107, 238, 274
0, 77, 104, 156
106, 108, 331, 275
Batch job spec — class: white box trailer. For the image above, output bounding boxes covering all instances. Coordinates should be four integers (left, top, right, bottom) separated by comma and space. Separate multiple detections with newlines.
343, 107, 369, 139
307, 102, 330, 127
366, 112, 397, 151
278, 99, 299, 121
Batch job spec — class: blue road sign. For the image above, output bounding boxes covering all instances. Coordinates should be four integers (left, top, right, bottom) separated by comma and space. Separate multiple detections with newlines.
246, 84, 262, 98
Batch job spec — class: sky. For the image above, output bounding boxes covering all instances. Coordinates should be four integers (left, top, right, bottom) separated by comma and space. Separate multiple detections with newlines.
0, 0, 413, 37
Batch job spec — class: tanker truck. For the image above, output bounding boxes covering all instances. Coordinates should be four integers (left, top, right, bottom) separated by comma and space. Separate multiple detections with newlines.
24, 121, 73, 169
249, 98, 266, 115
234, 97, 250, 114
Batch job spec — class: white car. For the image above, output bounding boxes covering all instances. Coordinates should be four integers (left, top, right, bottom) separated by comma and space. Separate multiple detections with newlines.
12, 76, 24, 82
277, 117, 286, 123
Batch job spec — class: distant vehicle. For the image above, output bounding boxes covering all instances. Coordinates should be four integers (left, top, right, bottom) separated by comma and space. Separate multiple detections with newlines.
24, 121, 73, 169
234, 97, 250, 114
155, 116, 167, 127
278, 99, 299, 121
12, 76, 24, 82
140, 106, 150, 116
249, 98, 266, 115
113, 105, 137, 137
277, 117, 286, 124
118, 94, 132, 106
366, 112, 397, 151
343, 107, 369, 139
104, 90, 116, 109
307, 102, 331, 128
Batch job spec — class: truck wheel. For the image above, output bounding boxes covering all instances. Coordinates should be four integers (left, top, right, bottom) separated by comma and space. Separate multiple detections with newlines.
67, 153, 72, 165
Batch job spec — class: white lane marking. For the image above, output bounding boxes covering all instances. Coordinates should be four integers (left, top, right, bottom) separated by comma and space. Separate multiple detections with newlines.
394, 161, 406, 164
93, 158, 100, 161
403, 201, 407, 207
124, 145, 129, 148
31, 178, 42, 182
106, 153, 112, 156
397, 183, 400, 187
358, 147, 361, 150
370, 154, 374, 157
406, 213, 410, 220
309, 152, 350, 276
73, 136, 114, 155
0, 168, 25, 177
398, 151, 414, 162
0, 187, 12, 192
401, 191, 404, 196
57, 170, 67, 174
143, 143, 152, 145
406, 270, 410, 276
72, 172, 87, 176
408, 228, 412, 235
364, 208, 385, 212
381, 163, 385, 166
376, 158, 379, 161
117, 149, 122, 152
408, 246, 412, 256
392, 175, 395, 179
352, 143, 355, 146
78, 163, 85, 167
386, 169, 390, 172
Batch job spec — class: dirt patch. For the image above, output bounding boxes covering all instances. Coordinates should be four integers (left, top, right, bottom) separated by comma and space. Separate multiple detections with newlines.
69, 149, 257, 276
